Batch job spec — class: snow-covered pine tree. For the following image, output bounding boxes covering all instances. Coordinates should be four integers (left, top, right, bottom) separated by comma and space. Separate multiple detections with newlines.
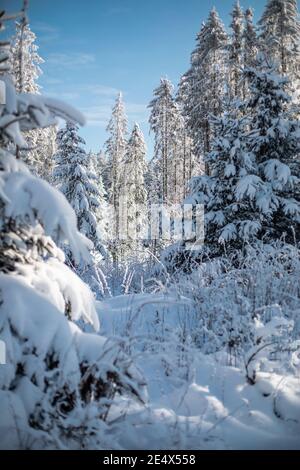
88, 150, 112, 296
242, 60, 300, 242
89, 151, 108, 208
118, 123, 147, 260
242, 8, 258, 99
53, 124, 110, 298
229, 1, 244, 101
187, 113, 262, 256
178, 8, 228, 165
9, 21, 42, 94
38, 124, 57, 183
9, 20, 56, 177
187, 59, 300, 256
181, 128, 200, 197
243, 8, 258, 69
145, 157, 159, 204
94, 149, 109, 192
105, 92, 127, 212
104, 93, 128, 264
148, 78, 183, 204
167, 115, 194, 204
89, 150, 111, 252
53, 122, 105, 264
259, 0, 300, 80
176, 81, 203, 196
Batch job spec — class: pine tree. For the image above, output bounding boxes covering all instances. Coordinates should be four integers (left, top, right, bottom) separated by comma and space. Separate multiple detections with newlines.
242, 8, 258, 99
176, 83, 203, 196
178, 8, 228, 164
148, 78, 183, 203
9, 21, 43, 94
188, 113, 262, 255
89, 150, 111, 249
229, 1, 244, 101
181, 128, 199, 197
145, 158, 159, 204
54, 123, 105, 260
95, 149, 109, 192
104, 93, 128, 265
118, 123, 147, 259
243, 61, 300, 241
105, 92, 127, 212
9, 20, 57, 176
188, 60, 300, 256
243, 8, 258, 69
38, 125, 57, 182
89, 151, 107, 206
259, 0, 300, 79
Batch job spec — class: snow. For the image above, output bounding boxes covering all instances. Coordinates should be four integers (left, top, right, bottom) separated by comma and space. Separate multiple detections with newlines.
0, 269, 144, 449
0, 148, 29, 174
219, 223, 237, 242
0, 391, 33, 450
264, 159, 291, 185
2, 170, 92, 265
0, 273, 79, 372
224, 163, 236, 177
17, 258, 100, 330
235, 174, 262, 200
96, 291, 300, 450
0, 76, 85, 146
1, 0, 300, 452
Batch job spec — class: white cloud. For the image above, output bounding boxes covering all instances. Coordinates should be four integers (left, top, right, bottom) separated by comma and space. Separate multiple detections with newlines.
86, 84, 120, 97
31, 22, 60, 43
32, 22, 58, 34
46, 53, 96, 67
42, 77, 63, 86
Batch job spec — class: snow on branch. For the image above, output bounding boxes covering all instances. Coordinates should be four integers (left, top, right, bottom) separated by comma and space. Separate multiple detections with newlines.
2, 170, 93, 265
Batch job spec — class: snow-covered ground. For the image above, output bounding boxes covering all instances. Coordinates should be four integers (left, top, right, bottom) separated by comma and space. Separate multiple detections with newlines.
97, 294, 300, 450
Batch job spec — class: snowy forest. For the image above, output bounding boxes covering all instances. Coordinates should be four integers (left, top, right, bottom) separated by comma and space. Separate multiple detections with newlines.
1, 0, 300, 451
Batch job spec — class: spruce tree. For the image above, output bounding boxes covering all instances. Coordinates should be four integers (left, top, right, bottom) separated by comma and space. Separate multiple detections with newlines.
242, 8, 258, 99
119, 123, 148, 259
53, 123, 106, 265
259, 0, 300, 79
178, 8, 228, 163
89, 150, 111, 251
229, 1, 244, 101
188, 113, 261, 255
105, 92, 127, 212
243, 8, 258, 69
189, 60, 300, 256
9, 22, 42, 94
243, 61, 300, 241
176, 85, 202, 196
181, 128, 200, 197
104, 93, 128, 264
167, 115, 196, 204
9, 21, 56, 176
148, 78, 182, 203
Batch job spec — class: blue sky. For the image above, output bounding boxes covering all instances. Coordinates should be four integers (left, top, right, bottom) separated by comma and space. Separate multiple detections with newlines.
3, 0, 291, 155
